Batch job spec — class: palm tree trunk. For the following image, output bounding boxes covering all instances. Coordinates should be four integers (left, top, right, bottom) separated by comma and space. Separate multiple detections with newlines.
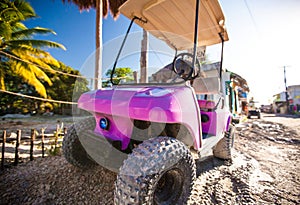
94, 0, 103, 89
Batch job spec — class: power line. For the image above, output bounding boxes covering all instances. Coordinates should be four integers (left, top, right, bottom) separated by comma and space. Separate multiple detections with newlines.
0, 89, 78, 105
243, 0, 259, 33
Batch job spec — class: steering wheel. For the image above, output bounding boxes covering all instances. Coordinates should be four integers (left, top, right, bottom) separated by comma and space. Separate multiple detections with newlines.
172, 53, 200, 81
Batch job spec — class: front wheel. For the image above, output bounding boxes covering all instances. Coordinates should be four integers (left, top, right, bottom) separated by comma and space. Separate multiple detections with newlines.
114, 136, 196, 205
62, 117, 97, 169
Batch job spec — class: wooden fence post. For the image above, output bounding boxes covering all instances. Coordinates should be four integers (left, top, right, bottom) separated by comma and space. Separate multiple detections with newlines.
14, 130, 21, 166
1, 130, 7, 170
41, 128, 45, 158
30, 129, 35, 161
63, 127, 67, 136
54, 122, 60, 150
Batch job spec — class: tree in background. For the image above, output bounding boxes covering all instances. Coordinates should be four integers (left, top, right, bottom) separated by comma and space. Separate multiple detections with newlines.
45, 62, 89, 102
62, 0, 127, 89
0, 61, 90, 115
0, 0, 66, 98
104, 67, 133, 86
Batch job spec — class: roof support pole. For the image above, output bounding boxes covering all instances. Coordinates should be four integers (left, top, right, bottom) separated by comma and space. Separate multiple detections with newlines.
192, 0, 201, 69
219, 32, 225, 80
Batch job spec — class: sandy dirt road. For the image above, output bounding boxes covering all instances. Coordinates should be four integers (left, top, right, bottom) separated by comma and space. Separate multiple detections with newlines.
0, 114, 299, 204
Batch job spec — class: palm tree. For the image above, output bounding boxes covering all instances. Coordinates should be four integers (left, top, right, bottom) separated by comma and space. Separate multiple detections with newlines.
0, 0, 66, 98
62, 0, 127, 89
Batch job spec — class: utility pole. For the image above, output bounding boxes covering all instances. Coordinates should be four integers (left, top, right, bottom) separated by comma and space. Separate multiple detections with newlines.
140, 29, 148, 83
282, 66, 290, 114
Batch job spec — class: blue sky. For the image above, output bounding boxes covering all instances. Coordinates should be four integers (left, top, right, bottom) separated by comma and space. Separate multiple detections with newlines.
26, 0, 300, 104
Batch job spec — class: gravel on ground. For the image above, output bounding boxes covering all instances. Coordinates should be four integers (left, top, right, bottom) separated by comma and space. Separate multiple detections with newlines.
0, 114, 299, 204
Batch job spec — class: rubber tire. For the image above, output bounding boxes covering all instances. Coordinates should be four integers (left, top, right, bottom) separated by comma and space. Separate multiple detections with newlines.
258, 113, 261, 119
213, 125, 235, 160
62, 117, 97, 169
114, 136, 196, 205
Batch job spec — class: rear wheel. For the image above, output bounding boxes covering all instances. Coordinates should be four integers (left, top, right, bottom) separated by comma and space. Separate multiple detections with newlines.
62, 117, 97, 169
114, 136, 196, 205
213, 125, 235, 160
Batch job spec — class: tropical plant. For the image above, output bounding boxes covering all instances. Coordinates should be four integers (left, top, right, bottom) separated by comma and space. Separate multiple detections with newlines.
0, 0, 66, 98
0, 61, 90, 115
105, 67, 133, 85
45, 62, 90, 102
62, 0, 127, 89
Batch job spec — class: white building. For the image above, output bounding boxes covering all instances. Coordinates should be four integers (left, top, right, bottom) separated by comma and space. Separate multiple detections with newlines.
273, 84, 300, 113
288, 85, 300, 106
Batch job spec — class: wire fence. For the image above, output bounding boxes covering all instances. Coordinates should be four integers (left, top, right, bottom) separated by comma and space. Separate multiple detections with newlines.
0, 89, 78, 105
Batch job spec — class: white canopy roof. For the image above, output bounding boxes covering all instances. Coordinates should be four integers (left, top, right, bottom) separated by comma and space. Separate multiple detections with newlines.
119, 0, 229, 50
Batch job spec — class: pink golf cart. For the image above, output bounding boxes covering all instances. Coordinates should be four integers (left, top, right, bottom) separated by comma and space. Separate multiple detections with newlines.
63, 0, 234, 204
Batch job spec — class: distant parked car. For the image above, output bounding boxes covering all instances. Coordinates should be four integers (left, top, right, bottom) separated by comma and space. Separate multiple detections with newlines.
260, 105, 272, 113
248, 101, 261, 119
248, 108, 261, 119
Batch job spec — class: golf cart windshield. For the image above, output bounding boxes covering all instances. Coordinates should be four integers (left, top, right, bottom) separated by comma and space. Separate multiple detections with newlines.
108, 0, 228, 86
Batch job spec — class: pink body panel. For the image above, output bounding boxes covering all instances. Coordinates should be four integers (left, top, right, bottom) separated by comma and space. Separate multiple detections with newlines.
198, 99, 231, 136
78, 85, 202, 150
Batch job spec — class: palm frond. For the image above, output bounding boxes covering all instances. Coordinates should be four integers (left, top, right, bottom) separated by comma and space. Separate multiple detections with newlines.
10, 61, 48, 97
28, 64, 53, 86
12, 22, 27, 30
17, 52, 54, 71
10, 57, 53, 85
3, 47, 61, 70
8, 49, 57, 73
16, 47, 60, 68
12, 27, 57, 39
0, 0, 35, 24
13, 0, 36, 21
0, 21, 12, 40
0, 68, 5, 90
37, 54, 61, 68
8, 45, 50, 56
7, 39, 66, 50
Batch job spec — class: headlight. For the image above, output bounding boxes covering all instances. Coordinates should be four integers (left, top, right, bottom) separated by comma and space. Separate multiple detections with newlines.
99, 118, 109, 130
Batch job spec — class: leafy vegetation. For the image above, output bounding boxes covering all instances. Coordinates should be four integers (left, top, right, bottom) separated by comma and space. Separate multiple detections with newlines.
0, 0, 90, 115
0, 61, 90, 115
104, 67, 133, 86
0, 0, 66, 98
47, 122, 64, 156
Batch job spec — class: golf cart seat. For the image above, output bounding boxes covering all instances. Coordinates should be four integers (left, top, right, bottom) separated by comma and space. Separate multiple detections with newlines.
197, 100, 216, 111
193, 76, 220, 94
193, 76, 222, 136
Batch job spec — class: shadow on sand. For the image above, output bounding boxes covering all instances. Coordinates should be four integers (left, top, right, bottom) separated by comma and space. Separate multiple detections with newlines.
195, 155, 228, 177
